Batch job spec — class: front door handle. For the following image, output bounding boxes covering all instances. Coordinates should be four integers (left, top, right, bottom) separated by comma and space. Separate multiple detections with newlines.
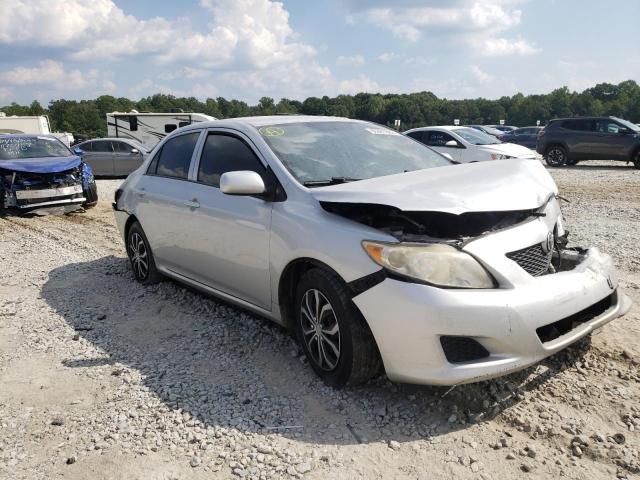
184, 199, 200, 209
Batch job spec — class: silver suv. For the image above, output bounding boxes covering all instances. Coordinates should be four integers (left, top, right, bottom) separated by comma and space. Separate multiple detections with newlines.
113, 116, 630, 387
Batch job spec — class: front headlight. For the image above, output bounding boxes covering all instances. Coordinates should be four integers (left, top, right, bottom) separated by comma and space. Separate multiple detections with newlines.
362, 241, 495, 288
490, 153, 512, 160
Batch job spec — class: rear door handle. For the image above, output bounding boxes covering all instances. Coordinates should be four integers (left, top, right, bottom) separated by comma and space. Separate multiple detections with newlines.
184, 199, 200, 209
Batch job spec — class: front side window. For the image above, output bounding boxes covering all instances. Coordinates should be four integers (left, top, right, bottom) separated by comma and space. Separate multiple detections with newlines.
113, 141, 131, 153
258, 121, 450, 185
595, 120, 621, 134
198, 134, 266, 187
426, 131, 456, 146
152, 132, 200, 179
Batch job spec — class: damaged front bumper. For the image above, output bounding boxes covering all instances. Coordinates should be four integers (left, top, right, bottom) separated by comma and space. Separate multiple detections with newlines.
353, 248, 631, 385
1, 169, 87, 211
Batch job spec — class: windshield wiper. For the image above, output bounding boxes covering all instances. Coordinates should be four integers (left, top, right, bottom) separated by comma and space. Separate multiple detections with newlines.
303, 177, 361, 187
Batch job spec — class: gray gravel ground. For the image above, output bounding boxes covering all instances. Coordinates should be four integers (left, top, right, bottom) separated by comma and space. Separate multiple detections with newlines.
0, 160, 639, 479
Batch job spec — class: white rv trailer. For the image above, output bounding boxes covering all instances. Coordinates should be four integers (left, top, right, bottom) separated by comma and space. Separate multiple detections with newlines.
0, 113, 74, 146
107, 111, 216, 148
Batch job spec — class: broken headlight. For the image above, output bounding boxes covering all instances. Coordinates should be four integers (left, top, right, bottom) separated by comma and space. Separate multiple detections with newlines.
362, 241, 495, 288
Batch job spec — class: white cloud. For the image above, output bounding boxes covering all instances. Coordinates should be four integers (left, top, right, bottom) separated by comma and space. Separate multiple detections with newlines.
0, 0, 317, 70
481, 37, 539, 56
470, 65, 493, 82
377, 52, 435, 66
338, 75, 397, 95
347, 1, 538, 57
337, 54, 365, 67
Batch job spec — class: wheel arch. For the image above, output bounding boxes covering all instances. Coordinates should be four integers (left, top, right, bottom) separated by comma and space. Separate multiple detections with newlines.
278, 257, 344, 331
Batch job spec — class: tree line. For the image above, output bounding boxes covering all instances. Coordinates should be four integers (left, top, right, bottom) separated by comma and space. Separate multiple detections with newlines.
2, 80, 639, 141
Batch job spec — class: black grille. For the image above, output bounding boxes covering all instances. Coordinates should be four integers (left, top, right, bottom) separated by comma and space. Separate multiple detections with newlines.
440, 336, 490, 363
506, 244, 552, 276
536, 293, 615, 343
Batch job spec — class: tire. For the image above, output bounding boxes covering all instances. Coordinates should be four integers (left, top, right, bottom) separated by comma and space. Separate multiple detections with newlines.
633, 150, 640, 170
565, 157, 579, 166
83, 180, 98, 209
126, 222, 162, 284
294, 268, 381, 387
544, 145, 568, 167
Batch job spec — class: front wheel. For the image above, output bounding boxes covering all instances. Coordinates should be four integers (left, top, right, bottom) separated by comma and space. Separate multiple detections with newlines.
126, 222, 161, 284
295, 268, 381, 387
83, 180, 98, 209
544, 145, 568, 167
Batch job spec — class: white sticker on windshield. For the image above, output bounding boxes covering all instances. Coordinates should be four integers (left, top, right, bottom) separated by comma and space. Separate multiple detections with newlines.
365, 127, 400, 136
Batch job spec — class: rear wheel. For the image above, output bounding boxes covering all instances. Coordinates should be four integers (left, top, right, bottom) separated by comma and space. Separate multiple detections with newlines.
544, 145, 568, 167
126, 222, 161, 284
294, 268, 381, 387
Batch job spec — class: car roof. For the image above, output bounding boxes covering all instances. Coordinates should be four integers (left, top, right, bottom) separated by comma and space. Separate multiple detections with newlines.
405, 125, 471, 132
178, 115, 369, 132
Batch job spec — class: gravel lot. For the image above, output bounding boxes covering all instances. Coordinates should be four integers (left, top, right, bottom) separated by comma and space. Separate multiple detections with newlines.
1, 161, 639, 480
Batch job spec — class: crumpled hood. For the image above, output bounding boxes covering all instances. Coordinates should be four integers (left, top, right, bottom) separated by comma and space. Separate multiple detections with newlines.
478, 142, 536, 158
311, 159, 557, 215
0, 156, 82, 173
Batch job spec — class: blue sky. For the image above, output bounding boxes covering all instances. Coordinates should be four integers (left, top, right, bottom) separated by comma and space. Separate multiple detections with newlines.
1, 0, 638, 105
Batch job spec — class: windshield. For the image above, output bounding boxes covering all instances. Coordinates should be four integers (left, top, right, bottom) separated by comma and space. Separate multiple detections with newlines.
615, 117, 640, 132
453, 127, 501, 145
258, 121, 451, 185
0, 136, 71, 160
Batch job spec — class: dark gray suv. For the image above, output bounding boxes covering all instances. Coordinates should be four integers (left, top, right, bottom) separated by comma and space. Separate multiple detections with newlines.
536, 116, 640, 168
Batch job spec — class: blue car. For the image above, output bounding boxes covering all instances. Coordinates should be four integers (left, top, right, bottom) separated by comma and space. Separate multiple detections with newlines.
0, 135, 97, 213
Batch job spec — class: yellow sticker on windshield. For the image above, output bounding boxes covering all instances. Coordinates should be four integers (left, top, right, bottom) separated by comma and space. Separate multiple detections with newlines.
259, 126, 285, 137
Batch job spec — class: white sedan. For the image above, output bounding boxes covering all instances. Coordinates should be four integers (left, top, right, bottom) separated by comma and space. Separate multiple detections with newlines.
405, 125, 536, 163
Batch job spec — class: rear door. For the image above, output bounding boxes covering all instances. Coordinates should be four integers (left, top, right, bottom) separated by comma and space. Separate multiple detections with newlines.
82, 140, 114, 175
560, 119, 595, 159
134, 131, 203, 273
112, 140, 144, 175
177, 130, 274, 309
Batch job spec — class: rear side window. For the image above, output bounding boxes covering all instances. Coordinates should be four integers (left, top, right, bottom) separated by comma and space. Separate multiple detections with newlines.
561, 119, 593, 131
197, 134, 265, 187
405, 131, 423, 141
92, 140, 113, 152
79, 142, 92, 152
151, 132, 200, 179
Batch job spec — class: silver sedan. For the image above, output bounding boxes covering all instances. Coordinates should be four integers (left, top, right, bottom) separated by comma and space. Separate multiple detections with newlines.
113, 116, 631, 387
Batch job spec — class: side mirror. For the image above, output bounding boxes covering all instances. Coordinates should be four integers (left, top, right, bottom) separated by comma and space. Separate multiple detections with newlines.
73, 147, 84, 155
220, 171, 266, 196
130, 148, 140, 154
444, 140, 460, 148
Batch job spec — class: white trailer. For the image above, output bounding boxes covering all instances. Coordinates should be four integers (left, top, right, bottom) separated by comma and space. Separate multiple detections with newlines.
0, 113, 74, 146
107, 111, 216, 148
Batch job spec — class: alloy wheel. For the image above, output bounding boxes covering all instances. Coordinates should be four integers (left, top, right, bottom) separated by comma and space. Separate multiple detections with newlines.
300, 288, 341, 371
129, 232, 149, 280
546, 147, 566, 166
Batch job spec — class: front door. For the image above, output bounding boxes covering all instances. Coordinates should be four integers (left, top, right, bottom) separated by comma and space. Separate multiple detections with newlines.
113, 141, 144, 175
180, 131, 273, 309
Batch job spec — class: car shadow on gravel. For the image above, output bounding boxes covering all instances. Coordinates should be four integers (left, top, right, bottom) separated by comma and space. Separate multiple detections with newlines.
554, 164, 635, 171
41, 255, 591, 446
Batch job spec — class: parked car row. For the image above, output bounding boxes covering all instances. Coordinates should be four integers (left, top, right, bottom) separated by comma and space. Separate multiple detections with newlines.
405, 126, 536, 163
